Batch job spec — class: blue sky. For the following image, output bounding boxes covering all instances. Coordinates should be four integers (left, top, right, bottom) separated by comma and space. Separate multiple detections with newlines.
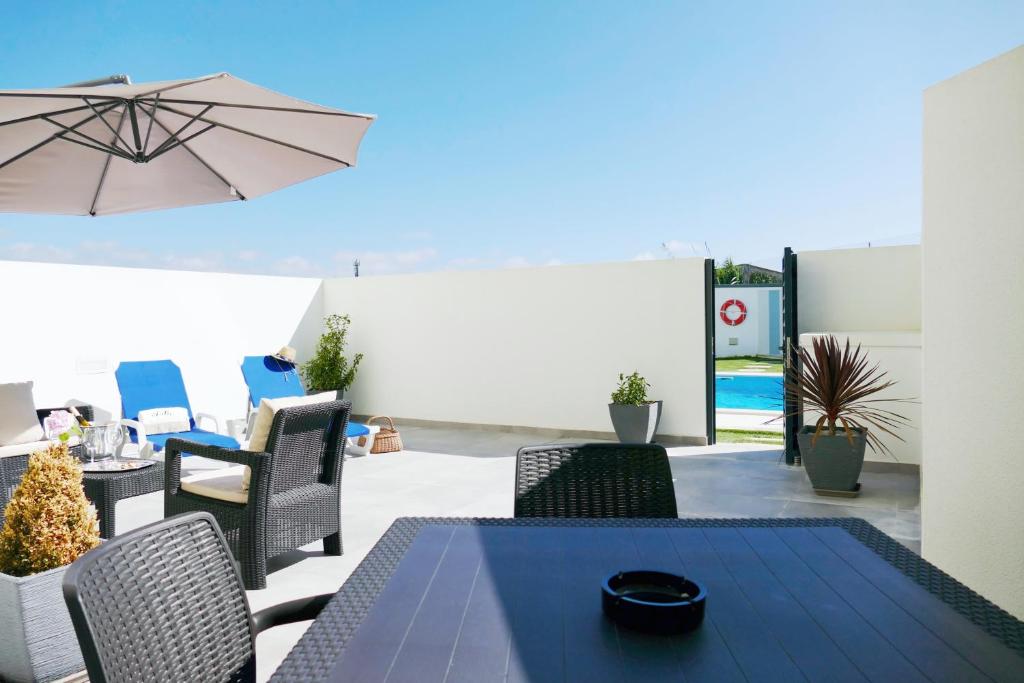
1, 1, 1022, 276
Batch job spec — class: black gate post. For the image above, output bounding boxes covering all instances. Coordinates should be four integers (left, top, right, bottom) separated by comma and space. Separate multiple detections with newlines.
782, 247, 801, 465
704, 258, 716, 445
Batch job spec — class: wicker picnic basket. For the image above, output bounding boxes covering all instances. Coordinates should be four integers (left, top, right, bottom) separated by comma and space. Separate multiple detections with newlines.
368, 416, 403, 454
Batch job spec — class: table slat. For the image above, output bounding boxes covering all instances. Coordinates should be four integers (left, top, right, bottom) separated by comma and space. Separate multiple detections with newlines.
811, 527, 1024, 683
491, 526, 567, 683
630, 527, 746, 682
325, 525, 456, 682
777, 528, 990, 682
667, 527, 806, 682
703, 527, 867, 682
738, 527, 928, 683
385, 526, 486, 682
444, 529, 517, 683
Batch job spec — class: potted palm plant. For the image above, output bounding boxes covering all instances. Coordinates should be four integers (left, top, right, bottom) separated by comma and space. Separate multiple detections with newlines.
0, 442, 100, 682
609, 371, 663, 443
785, 335, 911, 496
300, 313, 364, 399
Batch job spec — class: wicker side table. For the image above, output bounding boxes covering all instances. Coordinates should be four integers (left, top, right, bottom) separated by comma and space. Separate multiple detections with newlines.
82, 463, 164, 538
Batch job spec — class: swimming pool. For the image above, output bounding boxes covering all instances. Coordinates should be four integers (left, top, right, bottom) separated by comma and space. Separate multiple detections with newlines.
715, 374, 783, 411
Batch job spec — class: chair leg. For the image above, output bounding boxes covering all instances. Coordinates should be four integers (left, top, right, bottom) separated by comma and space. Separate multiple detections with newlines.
323, 531, 343, 556
241, 555, 267, 590
240, 524, 268, 590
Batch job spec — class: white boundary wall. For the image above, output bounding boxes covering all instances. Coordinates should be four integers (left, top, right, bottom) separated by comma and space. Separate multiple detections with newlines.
0, 260, 323, 424
323, 259, 709, 441
798, 245, 921, 333
0, 258, 710, 443
797, 246, 922, 465
922, 46, 1024, 618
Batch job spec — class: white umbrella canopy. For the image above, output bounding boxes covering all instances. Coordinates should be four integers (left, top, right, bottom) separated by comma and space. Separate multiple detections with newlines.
0, 73, 375, 215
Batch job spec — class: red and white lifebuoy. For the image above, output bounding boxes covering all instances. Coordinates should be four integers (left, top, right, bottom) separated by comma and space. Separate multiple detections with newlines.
720, 299, 747, 326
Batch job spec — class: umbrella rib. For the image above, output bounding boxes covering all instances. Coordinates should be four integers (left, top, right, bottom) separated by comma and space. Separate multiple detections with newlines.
145, 124, 216, 162
144, 104, 214, 159
0, 101, 122, 171
82, 97, 133, 155
0, 93, 122, 100
153, 102, 351, 166
0, 102, 95, 129
144, 112, 247, 200
40, 114, 133, 158
142, 93, 159, 155
138, 97, 374, 120
89, 107, 129, 216
131, 73, 227, 99
53, 134, 135, 160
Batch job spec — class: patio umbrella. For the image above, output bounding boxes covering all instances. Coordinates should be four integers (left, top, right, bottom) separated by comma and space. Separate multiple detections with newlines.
0, 72, 374, 215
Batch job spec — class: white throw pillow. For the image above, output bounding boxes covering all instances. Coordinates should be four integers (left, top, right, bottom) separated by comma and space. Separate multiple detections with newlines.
138, 407, 191, 435
246, 391, 338, 452
242, 391, 337, 492
0, 382, 44, 446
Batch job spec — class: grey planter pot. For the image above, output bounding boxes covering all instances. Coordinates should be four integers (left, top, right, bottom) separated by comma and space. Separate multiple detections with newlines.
797, 426, 867, 493
608, 401, 663, 443
0, 565, 84, 682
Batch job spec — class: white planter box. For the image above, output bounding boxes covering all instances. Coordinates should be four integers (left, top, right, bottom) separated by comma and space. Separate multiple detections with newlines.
0, 565, 84, 682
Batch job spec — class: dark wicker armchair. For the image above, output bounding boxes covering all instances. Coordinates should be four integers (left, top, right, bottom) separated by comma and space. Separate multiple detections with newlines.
164, 400, 350, 590
514, 443, 678, 518
1, 405, 94, 523
63, 512, 332, 683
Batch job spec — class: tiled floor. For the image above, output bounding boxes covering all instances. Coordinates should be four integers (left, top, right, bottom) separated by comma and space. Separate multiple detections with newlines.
112, 424, 919, 682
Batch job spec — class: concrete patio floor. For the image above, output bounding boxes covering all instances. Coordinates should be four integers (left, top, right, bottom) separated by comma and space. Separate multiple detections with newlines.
111, 423, 920, 682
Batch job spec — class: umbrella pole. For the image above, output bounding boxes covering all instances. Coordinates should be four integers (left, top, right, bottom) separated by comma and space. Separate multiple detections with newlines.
61, 74, 132, 88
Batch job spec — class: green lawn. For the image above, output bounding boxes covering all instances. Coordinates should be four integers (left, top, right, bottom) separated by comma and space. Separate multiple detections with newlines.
715, 429, 784, 445
715, 355, 783, 373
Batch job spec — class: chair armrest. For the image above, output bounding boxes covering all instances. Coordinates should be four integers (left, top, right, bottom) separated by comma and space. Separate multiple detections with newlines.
164, 438, 265, 468
120, 419, 148, 445
251, 594, 333, 635
193, 412, 223, 434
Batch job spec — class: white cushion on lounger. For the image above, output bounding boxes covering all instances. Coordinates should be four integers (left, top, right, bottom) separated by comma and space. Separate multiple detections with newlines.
138, 406, 191, 435
0, 440, 50, 459
0, 436, 81, 459
0, 382, 44, 446
180, 466, 248, 504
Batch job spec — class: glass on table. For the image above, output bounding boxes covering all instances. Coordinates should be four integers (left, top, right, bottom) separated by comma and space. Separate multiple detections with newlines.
104, 423, 126, 461
81, 426, 107, 465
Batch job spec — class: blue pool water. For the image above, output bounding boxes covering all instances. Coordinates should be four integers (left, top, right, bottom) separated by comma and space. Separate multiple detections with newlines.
716, 374, 783, 410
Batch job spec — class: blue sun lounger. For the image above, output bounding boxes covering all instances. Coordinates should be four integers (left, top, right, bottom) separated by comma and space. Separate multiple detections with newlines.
240, 355, 376, 455
115, 360, 239, 457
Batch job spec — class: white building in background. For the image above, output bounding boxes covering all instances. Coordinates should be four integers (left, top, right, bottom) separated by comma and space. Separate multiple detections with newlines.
714, 286, 783, 357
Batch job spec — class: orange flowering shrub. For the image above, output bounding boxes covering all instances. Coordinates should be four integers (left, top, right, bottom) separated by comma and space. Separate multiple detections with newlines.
0, 443, 100, 577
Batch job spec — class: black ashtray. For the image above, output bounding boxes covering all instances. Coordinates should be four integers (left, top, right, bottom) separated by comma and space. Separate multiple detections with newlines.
602, 570, 706, 634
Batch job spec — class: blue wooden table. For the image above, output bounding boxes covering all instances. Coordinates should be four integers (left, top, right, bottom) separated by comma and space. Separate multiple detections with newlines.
271, 518, 1024, 682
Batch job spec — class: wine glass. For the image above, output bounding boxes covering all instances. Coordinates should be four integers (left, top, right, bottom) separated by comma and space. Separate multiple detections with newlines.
105, 423, 126, 461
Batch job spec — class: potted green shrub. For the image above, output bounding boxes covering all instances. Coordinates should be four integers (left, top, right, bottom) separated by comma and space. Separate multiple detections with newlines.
608, 372, 663, 443
300, 313, 364, 399
0, 443, 100, 682
785, 335, 911, 495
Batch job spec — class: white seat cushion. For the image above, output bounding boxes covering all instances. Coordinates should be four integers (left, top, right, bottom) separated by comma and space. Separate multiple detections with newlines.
180, 466, 248, 504
0, 382, 44, 446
